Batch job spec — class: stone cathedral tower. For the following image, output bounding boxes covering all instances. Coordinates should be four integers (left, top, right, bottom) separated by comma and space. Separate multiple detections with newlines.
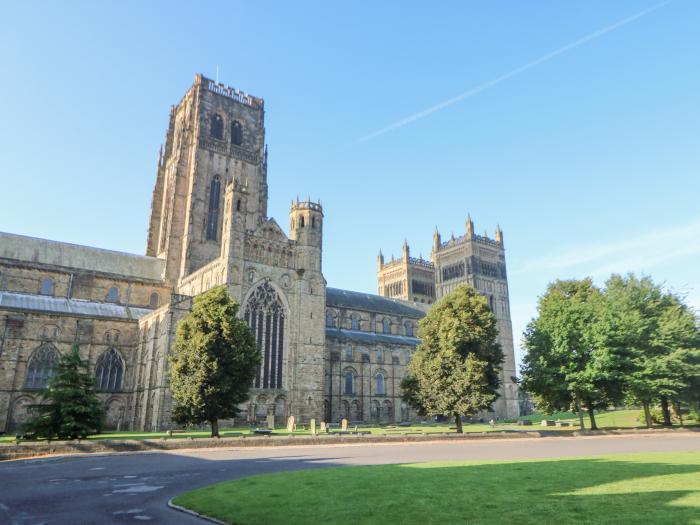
377, 215, 520, 419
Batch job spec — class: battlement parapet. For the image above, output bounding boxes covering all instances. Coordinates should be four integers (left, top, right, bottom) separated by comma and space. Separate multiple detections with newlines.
198, 74, 264, 109
291, 200, 323, 214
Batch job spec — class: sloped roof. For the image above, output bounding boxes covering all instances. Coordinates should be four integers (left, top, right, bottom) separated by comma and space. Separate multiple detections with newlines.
0, 291, 153, 320
0, 232, 165, 281
326, 287, 426, 318
325, 327, 420, 347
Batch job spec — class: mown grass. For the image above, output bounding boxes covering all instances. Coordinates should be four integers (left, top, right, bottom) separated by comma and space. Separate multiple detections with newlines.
1, 409, 694, 443
173, 451, 700, 525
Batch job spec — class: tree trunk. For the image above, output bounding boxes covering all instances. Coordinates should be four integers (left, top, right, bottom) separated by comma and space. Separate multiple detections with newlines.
673, 402, 683, 426
210, 419, 220, 438
455, 414, 463, 434
660, 398, 672, 426
575, 398, 586, 430
642, 400, 653, 428
586, 406, 598, 430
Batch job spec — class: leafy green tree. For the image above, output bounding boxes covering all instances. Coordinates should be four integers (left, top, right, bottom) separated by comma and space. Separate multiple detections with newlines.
169, 286, 260, 437
401, 285, 503, 433
520, 279, 621, 430
602, 274, 699, 427
25, 343, 104, 439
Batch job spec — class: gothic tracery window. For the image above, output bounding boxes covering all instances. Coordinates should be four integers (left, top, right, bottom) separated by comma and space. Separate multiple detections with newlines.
245, 281, 286, 389
95, 348, 124, 392
344, 371, 354, 395
25, 344, 59, 389
206, 176, 221, 241
231, 120, 243, 146
210, 113, 224, 139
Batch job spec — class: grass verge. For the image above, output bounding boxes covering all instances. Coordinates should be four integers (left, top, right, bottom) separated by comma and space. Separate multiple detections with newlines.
173, 451, 700, 525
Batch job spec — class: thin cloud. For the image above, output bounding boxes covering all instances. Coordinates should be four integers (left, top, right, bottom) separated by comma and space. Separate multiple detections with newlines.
513, 216, 700, 276
351, 1, 672, 146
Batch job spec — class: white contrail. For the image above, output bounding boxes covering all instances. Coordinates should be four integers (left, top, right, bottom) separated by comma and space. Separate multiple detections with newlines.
353, 1, 672, 145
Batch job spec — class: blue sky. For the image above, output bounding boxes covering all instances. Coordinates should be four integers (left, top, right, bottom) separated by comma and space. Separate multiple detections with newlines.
1, 1, 698, 368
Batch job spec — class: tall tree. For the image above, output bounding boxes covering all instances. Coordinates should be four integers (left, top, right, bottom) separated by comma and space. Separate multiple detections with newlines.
25, 343, 104, 439
401, 285, 503, 433
520, 279, 619, 430
601, 274, 699, 427
169, 286, 260, 437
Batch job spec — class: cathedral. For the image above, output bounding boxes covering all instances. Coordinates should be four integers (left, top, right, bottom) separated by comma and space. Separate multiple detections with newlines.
0, 74, 519, 432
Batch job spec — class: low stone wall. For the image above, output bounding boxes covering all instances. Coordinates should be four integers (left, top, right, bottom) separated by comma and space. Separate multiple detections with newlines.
1, 427, 695, 461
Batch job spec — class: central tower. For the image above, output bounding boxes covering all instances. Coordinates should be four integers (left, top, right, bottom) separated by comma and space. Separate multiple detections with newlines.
146, 74, 268, 285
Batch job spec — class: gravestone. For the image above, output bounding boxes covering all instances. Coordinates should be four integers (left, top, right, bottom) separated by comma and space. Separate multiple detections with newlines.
320, 421, 327, 433
287, 415, 295, 433
541, 420, 556, 427
341, 418, 348, 431
310, 418, 316, 435
266, 414, 275, 430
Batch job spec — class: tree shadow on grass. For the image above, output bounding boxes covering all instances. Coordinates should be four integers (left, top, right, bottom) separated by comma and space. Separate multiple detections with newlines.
175, 454, 700, 525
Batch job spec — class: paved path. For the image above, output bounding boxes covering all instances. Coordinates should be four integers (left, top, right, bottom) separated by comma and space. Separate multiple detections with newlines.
1, 433, 698, 524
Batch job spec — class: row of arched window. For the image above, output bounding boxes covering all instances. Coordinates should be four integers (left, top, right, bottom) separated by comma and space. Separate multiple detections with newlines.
210, 113, 244, 146
24, 344, 125, 392
342, 345, 412, 366
37, 278, 160, 308
344, 369, 387, 396
325, 311, 414, 336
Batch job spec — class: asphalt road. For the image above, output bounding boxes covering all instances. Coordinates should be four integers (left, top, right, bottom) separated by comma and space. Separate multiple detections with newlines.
1, 433, 698, 524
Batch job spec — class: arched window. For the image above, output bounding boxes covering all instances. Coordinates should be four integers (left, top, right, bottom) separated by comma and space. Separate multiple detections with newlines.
149, 292, 160, 308
344, 371, 354, 395
350, 314, 360, 331
344, 345, 353, 360
376, 372, 385, 395
231, 120, 243, 146
404, 321, 413, 337
107, 286, 119, 303
377, 349, 384, 363
210, 113, 224, 139
325, 311, 336, 328
95, 348, 124, 392
311, 216, 316, 228
40, 278, 54, 296
382, 318, 391, 334
300, 216, 305, 228
236, 199, 241, 212
244, 281, 286, 389
25, 344, 59, 389
206, 176, 221, 241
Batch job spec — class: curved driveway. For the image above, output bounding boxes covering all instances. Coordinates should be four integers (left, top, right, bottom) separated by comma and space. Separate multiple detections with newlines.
1, 433, 698, 524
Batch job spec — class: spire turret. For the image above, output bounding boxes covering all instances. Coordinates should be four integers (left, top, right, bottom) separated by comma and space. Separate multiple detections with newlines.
466, 214, 474, 238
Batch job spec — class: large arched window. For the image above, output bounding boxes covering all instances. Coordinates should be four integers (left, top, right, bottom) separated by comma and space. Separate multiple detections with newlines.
210, 113, 224, 139
95, 348, 124, 392
245, 281, 286, 389
344, 371, 354, 395
149, 292, 160, 308
375, 372, 385, 395
231, 120, 243, 146
206, 176, 221, 241
25, 344, 59, 389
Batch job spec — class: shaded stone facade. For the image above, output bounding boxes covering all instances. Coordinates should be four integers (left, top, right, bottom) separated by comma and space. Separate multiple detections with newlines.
0, 74, 517, 433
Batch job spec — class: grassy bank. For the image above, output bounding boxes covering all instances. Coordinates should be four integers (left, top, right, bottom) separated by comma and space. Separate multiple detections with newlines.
173, 451, 700, 525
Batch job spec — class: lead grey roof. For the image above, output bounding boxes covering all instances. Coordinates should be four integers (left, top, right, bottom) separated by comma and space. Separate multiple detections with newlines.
0, 291, 153, 321
326, 287, 426, 318
0, 232, 165, 281
325, 327, 420, 347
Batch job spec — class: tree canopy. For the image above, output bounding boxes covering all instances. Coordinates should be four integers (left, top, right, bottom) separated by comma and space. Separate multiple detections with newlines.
520, 273, 699, 429
401, 284, 504, 432
169, 286, 260, 437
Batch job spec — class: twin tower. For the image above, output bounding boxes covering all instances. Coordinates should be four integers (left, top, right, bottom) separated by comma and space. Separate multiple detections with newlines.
377, 215, 519, 417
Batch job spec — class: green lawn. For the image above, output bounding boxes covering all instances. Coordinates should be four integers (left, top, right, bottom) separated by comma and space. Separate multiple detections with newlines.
173, 451, 700, 525
1, 409, 694, 443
